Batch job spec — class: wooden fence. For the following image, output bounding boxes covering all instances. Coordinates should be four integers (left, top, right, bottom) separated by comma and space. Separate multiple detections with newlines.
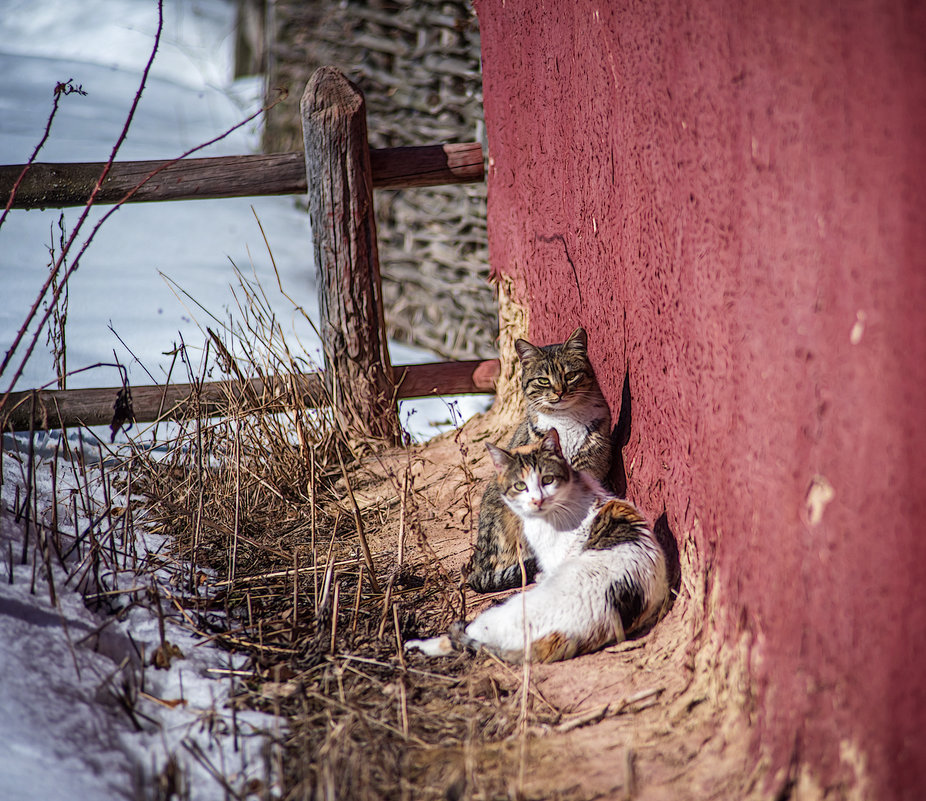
0, 67, 498, 440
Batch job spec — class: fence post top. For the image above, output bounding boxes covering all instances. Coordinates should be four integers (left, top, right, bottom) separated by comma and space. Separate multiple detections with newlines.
302, 67, 364, 117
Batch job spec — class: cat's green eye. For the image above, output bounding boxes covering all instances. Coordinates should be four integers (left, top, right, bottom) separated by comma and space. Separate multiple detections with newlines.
566, 371, 584, 384
534, 377, 551, 387
541, 475, 556, 486
513, 481, 527, 492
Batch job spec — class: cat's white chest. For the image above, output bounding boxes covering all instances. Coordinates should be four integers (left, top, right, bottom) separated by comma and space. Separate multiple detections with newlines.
523, 504, 597, 574
534, 410, 589, 462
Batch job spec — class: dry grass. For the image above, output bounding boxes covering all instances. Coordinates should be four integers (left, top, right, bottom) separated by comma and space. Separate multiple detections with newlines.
120, 260, 769, 800
117, 271, 583, 801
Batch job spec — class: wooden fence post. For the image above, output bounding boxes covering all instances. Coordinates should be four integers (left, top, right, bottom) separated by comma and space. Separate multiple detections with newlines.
301, 67, 401, 443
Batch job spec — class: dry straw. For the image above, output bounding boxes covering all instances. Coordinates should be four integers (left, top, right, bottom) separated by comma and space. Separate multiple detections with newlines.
119, 262, 565, 799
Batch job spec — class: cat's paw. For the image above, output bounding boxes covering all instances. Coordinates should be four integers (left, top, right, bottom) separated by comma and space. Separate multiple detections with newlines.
450, 620, 486, 654
404, 635, 454, 657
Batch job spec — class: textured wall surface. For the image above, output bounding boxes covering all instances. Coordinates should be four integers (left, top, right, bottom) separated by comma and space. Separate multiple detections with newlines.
475, 0, 926, 796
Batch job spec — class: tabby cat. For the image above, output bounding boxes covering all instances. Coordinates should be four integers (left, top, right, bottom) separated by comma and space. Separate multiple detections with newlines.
467, 327, 612, 593
406, 429, 667, 662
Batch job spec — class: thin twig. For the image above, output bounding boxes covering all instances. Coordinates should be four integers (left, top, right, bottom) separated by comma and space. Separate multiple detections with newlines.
335, 448, 381, 593
0, 30, 286, 404
0, 79, 87, 228
0, 1, 167, 388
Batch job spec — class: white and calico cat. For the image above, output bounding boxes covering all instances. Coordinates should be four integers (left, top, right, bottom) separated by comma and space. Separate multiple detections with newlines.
407, 429, 668, 663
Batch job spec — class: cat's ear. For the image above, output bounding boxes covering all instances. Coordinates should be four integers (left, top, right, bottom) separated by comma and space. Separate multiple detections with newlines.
485, 442, 513, 475
514, 338, 541, 361
540, 428, 564, 457
564, 327, 588, 351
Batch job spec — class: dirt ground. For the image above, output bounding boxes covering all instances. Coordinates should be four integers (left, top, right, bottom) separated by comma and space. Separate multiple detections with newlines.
339, 407, 767, 801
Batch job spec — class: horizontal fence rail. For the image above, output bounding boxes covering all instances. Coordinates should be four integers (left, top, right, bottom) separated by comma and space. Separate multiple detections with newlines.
0, 359, 500, 432
0, 142, 484, 209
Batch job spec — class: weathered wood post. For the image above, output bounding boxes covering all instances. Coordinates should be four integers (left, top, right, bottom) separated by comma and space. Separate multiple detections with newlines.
301, 67, 401, 443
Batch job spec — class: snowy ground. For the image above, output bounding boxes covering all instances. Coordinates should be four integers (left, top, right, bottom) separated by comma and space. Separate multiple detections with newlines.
1, 436, 277, 801
0, 1, 491, 798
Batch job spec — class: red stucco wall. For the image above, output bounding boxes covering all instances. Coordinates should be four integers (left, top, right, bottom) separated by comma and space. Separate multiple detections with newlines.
475, 0, 926, 797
